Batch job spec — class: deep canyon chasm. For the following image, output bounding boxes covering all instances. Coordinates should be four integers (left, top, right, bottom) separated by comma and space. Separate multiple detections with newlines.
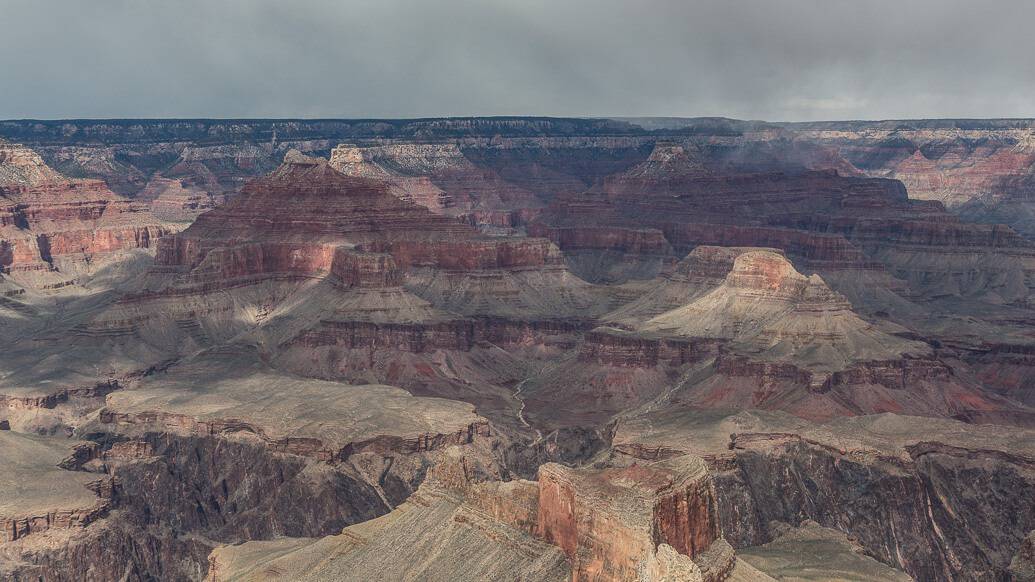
1, 117, 1035, 581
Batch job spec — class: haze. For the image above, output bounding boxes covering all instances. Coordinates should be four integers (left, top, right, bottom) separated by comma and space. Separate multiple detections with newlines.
2, 0, 1033, 120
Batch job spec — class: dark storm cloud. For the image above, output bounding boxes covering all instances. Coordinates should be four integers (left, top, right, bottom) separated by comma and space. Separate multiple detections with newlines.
1, 0, 1032, 120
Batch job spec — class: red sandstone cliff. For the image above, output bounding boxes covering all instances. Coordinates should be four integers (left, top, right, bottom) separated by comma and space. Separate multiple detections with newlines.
0, 141, 174, 283
154, 153, 560, 288
536, 460, 732, 581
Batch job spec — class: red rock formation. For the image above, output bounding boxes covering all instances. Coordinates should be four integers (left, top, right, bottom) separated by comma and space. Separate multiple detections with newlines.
690, 353, 1025, 423
156, 240, 338, 284
290, 317, 592, 354
966, 343, 1035, 407
459, 207, 542, 229
535, 156, 1035, 299
662, 223, 878, 271
796, 127, 1035, 207
370, 237, 561, 270
528, 225, 672, 255
577, 328, 721, 368
0, 141, 173, 279
155, 153, 560, 290
537, 169, 892, 277
330, 250, 401, 288
536, 460, 730, 581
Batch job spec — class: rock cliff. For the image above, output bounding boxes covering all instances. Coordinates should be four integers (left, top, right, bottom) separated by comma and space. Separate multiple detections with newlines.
0, 140, 175, 288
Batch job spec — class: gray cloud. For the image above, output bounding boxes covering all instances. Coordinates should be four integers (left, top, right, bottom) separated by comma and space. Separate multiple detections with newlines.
2, 0, 1032, 120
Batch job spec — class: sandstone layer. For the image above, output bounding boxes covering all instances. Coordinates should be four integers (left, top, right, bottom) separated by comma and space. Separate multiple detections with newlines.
0, 140, 175, 290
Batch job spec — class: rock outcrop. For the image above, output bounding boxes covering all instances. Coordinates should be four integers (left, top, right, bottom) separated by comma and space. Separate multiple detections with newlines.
152, 153, 568, 288
718, 414, 1035, 581
792, 121, 1035, 208
0, 348, 503, 581
605, 246, 766, 327
537, 458, 732, 581
641, 251, 926, 368
534, 143, 1035, 305
205, 449, 735, 582
613, 409, 1035, 581
0, 432, 111, 544
205, 465, 570, 582
0, 140, 174, 287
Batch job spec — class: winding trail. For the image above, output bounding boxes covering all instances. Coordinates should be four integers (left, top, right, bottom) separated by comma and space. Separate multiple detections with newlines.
512, 377, 544, 443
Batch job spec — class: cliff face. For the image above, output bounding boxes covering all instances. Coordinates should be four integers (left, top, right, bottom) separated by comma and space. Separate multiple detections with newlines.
203, 451, 733, 582
718, 430, 1035, 581
4, 435, 480, 581
791, 124, 1035, 204
154, 154, 560, 283
610, 410, 1035, 581
0, 141, 175, 287
535, 460, 732, 582
328, 140, 651, 232
535, 140, 1035, 303
0, 348, 503, 581
6, 117, 1035, 238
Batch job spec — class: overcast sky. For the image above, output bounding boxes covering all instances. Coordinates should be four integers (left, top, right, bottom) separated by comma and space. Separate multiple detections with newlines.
2, 0, 1032, 121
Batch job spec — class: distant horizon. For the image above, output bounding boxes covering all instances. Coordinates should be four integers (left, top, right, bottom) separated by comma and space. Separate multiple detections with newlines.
4, 115, 1035, 124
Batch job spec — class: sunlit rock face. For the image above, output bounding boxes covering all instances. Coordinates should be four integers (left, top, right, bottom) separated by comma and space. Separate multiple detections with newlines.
155, 153, 554, 279
0, 140, 175, 289
641, 251, 925, 365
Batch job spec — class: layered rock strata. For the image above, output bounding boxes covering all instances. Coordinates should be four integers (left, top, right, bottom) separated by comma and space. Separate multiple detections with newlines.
613, 409, 1035, 581
0, 432, 111, 544
537, 459, 733, 581
534, 142, 1035, 304
205, 450, 736, 582
0, 141, 173, 286
640, 250, 926, 367
205, 469, 571, 581
0, 349, 502, 581
137, 176, 217, 222
152, 153, 568, 291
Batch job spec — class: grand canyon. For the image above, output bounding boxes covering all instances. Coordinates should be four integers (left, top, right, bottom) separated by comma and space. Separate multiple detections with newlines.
0, 116, 1032, 580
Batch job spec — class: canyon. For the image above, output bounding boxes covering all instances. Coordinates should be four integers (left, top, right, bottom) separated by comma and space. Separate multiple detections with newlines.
1, 117, 1034, 581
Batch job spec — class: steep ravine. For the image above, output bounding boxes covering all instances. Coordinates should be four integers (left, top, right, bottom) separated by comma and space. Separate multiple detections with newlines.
4, 430, 496, 581
713, 437, 1035, 581
5, 417, 1032, 580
